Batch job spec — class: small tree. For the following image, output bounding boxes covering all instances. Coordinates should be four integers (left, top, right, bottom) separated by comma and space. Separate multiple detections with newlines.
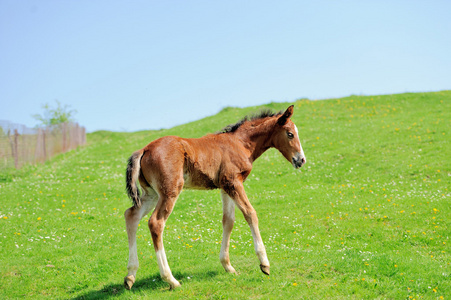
33, 100, 77, 127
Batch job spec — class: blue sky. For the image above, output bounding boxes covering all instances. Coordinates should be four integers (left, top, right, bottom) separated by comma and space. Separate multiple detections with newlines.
1, 0, 450, 132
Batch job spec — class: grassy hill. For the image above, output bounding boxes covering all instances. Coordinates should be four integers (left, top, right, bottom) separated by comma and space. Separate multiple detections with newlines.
0, 91, 449, 299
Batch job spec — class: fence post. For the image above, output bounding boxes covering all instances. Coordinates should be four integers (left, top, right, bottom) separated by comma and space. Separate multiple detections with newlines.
43, 129, 47, 162
7, 130, 14, 168
81, 126, 86, 145
35, 128, 41, 163
74, 123, 79, 149
62, 123, 67, 152
13, 129, 19, 168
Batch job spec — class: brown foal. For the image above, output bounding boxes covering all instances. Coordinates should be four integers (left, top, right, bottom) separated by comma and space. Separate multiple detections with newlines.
123, 105, 306, 289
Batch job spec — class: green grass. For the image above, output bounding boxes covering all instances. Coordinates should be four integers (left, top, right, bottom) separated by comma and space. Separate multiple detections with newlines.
1, 91, 449, 299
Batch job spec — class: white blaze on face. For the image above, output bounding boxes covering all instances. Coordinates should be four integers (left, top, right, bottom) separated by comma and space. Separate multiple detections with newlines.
294, 125, 305, 158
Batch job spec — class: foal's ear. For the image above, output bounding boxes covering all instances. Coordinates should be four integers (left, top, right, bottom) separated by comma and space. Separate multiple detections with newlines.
277, 105, 294, 125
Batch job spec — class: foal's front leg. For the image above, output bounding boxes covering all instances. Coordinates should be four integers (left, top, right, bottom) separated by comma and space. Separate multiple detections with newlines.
227, 183, 270, 275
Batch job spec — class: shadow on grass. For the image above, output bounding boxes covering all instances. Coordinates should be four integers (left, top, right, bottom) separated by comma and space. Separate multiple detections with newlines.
72, 270, 219, 300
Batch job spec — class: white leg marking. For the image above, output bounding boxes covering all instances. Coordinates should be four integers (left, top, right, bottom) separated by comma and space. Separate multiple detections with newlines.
125, 213, 140, 277
220, 192, 237, 273
156, 248, 181, 288
250, 226, 270, 267
126, 192, 158, 279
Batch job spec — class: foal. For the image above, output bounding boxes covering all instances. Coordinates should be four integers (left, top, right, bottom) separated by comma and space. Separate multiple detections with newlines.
124, 105, 306, 289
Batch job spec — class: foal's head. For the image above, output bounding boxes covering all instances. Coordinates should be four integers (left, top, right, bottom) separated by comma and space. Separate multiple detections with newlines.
272, 105, 306, 169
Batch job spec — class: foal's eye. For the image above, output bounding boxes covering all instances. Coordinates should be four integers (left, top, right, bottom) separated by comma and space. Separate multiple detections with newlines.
287, 131, 294, 139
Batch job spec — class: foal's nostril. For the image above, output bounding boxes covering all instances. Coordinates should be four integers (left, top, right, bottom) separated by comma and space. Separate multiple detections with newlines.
292, 155, 306, 169
301, 157, 306, 165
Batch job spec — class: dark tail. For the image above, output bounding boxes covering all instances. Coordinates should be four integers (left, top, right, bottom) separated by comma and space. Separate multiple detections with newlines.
126, 150, 144, 208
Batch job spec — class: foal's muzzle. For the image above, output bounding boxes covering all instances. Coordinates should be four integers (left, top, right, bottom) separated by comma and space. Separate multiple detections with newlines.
292, 153, 306, 169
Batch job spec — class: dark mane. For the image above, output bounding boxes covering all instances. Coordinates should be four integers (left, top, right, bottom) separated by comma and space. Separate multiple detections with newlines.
217, 108, 283, 134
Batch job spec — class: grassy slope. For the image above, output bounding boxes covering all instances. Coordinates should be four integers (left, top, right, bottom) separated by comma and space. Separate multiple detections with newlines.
0, 91, 449, 299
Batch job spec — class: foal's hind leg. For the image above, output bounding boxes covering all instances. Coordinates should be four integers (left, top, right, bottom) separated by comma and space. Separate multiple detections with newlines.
220, 191, 237, 274
124, 189, 158, 290
148, 193, 182, 289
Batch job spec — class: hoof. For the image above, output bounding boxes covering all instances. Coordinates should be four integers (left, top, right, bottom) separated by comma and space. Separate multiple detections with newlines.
227, 269, 238, 276
224, 264, 238, 275
260, 264, 270, 275
169, 280, 181, 290
124, 275, 135, 290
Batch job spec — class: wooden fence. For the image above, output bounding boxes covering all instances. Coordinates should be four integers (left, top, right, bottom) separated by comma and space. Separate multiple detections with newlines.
0, 121, 86, 169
